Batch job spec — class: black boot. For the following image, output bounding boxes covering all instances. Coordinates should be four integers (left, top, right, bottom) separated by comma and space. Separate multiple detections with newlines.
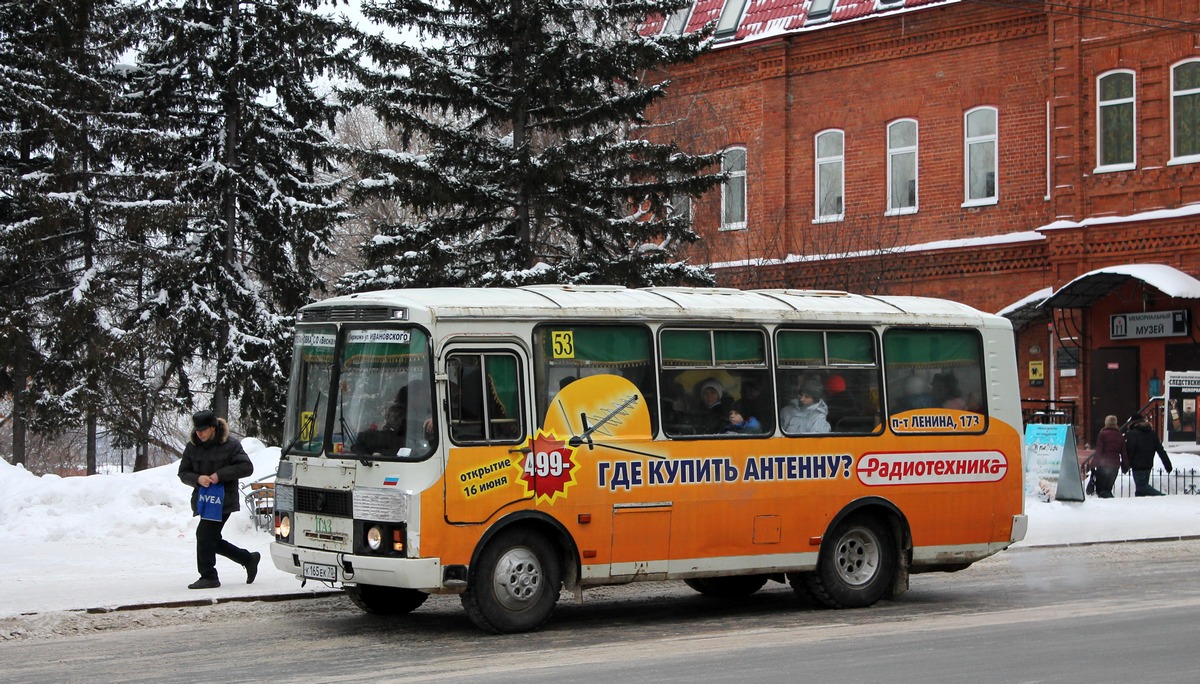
246, 552, 261, 584
189, 577, 221, 589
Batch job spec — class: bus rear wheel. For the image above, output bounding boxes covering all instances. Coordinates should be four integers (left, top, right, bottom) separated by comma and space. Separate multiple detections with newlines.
805, 514, 896, 609
462, 528, 562, 634
344, 583, 429, 615
684, 575, 768, 597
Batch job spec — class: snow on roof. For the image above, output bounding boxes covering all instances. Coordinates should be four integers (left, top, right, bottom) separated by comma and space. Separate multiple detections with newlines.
642, 0, 962, 49
1040, 264, 1200, 309
709, 231, 1045, 270
1037, 202, 1200, 231
997, 287, 1053, 317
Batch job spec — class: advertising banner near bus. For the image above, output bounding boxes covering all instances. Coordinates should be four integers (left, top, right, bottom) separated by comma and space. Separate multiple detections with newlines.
1024, 423, 1083, 502
1164, 371, 1200, 444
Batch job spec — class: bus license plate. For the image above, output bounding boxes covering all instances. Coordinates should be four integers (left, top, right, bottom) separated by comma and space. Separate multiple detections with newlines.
302, 562, 338, 581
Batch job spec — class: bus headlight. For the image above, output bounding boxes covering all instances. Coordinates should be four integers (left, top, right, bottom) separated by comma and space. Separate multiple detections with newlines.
277, 514, 292, 540
366, 525, 384, 551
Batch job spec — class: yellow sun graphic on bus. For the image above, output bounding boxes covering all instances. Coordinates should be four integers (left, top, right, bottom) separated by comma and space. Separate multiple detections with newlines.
514, 429, 580, 505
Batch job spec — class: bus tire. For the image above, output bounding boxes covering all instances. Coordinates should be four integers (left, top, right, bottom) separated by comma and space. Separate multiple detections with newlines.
462, 528, 562, 634
684, 575, 768, 597
786, 572, 823, 607
805, 514, 896, 609
344, 583, 429, 615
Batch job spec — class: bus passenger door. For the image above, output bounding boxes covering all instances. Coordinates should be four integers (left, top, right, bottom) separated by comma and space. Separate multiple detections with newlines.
610, 503, 671, 580
443, 346, 532, 524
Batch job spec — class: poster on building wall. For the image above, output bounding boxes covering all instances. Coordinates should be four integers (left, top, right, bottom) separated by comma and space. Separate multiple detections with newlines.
1164, 371, 1200, 444
1023, 423, 1084, 502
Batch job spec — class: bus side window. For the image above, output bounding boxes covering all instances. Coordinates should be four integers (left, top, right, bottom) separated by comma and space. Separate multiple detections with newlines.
883, 328, 986, 428
775, 328, 881, 436
448, 353, 524, 444
533, 324, 657, 430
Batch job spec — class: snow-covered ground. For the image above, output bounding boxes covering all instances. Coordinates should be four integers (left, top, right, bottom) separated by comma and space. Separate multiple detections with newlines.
2, 442, 1199, 620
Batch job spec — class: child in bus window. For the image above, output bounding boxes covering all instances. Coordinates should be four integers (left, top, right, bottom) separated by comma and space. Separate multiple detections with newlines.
723, 402, 762, 434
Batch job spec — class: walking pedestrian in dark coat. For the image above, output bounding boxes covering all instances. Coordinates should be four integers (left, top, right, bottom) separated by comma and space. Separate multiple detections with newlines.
1090, 415, 1128, 498
177, 410, 260, 588
1124, 414, 1173, 497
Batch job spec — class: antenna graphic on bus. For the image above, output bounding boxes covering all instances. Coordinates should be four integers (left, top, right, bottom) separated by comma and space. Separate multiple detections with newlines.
559, 394, 664, 460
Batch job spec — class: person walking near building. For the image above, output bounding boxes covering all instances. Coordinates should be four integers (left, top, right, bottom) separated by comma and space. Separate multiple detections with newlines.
1089, 415, 1127, 498
1124, 413, 1173, 497
178, 410, 261, 589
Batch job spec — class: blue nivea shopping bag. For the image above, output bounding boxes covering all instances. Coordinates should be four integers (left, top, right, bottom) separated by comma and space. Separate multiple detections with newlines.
197, 483, 225, 521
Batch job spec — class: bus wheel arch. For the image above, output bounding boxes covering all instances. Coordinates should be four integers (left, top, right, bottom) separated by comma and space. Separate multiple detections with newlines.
806, 498, 911, 608
461, 513, 577, 633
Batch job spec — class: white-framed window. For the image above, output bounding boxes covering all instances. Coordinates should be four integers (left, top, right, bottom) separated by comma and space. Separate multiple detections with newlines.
714, 0, 748, 39
1096, 70, 1136, 172
1171, 59, 1200, 165
721, 146, 747, 231
808, 0, 836, 22
886, 119, 917, 215
814, 129, 844, 222
662, 2, 693, 35
963, 107, 998, 206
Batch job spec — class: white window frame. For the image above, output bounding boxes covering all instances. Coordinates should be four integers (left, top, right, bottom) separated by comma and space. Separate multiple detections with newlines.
662, 3, 694, 36
721, 146, 747, 232
814, 129, 845, 223
714, 0, 749, 39
886, 119, 918, 216
963, 106, 998, 207
1095, 69, 1136, 173
808, 0, 836, 23
1170, 59, 1200, 166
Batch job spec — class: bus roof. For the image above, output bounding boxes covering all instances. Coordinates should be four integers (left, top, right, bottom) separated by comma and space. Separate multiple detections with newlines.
300, 286, 1006, 329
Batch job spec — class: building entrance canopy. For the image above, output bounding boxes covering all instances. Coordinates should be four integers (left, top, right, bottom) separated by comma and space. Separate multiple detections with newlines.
1040, 264, 1200, 309
1001, 265, 1200, 329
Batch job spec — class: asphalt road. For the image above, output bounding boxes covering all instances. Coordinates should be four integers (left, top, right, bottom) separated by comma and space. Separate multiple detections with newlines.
3, 540, 1198, 683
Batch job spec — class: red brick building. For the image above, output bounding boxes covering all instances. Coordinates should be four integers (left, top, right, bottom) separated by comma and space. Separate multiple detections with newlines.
645, 0, 1200, 445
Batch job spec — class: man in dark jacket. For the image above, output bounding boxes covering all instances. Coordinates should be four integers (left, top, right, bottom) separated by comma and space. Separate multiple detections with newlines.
1124, 414, 1173, 497
177, 410, 260, 589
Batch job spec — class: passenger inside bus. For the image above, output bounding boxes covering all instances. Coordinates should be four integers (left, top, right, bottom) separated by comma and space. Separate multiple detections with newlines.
694, 378, 732, 434
723, 402, 762, 434
738, 378, 773, 432
780, 376, 831, 434
894, 374, 936, 412
931, 371, 968, 410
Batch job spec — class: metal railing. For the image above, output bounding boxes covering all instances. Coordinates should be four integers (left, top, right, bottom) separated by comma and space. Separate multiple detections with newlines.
1095, 468, 1200, 497
1021, 399, 1076, 428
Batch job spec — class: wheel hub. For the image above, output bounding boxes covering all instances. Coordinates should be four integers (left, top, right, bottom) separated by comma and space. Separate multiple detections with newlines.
834, 527, 879, 587
492, 546, 542, 609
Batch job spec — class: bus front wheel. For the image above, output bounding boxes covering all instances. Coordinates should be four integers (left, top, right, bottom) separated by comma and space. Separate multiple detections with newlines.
344, 583, 429, 615
462, 528, 562, 633
805, 514, 896, 609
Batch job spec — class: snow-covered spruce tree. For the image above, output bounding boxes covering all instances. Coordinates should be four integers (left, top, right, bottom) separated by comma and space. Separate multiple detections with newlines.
0, 0, 58, 466
337, 0, 721, 291
128, 0, 358, 440
0, 0, 143, 471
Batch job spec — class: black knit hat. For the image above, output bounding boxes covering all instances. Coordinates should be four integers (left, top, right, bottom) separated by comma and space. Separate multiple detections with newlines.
192, 410, 219, 431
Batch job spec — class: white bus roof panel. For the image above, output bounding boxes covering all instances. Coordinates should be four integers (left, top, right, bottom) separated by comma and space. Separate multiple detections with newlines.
302, 286, 995, 327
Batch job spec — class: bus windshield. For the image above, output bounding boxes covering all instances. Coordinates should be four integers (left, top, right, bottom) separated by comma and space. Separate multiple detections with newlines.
283, 326, 335, 455
284, 325, 435, 460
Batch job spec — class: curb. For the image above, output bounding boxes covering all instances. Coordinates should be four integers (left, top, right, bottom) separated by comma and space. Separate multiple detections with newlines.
1009, 534, 1200, 551
75, 590, 342, 616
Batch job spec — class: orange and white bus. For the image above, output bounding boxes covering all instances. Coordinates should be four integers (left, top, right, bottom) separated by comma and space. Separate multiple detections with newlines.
269, 285, 1026, 633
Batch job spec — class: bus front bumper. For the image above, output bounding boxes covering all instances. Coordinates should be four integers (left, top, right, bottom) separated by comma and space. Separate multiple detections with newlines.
269, 542, 444, 592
